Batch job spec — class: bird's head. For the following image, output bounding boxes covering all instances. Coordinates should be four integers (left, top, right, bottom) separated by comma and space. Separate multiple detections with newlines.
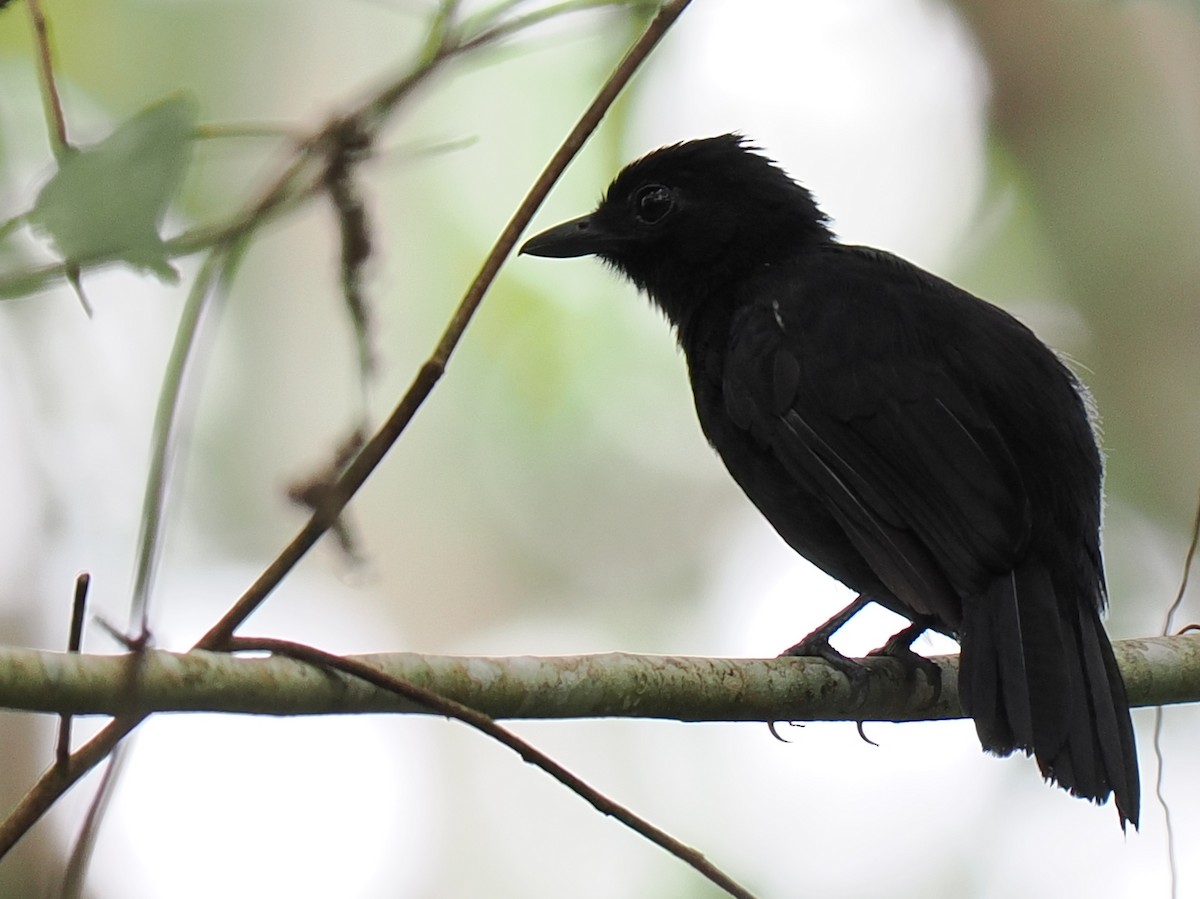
520, 134, 832, 324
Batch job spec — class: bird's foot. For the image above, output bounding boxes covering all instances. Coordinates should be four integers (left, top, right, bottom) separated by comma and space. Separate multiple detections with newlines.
779, 595, 876, 690
867, 621, 942, 706
779, 632, 870, 692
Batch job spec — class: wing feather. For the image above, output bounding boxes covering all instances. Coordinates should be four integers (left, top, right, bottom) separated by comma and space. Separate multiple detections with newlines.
721, 261, 1032, 626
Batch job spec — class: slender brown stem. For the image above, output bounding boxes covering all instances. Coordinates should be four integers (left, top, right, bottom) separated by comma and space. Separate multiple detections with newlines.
198, 0, 693, 648
1153, 488, 1200, 899
25, 0, 70, 157
0, 0, 693, 861
228, 637, 756, 899
54, 573, 90, 771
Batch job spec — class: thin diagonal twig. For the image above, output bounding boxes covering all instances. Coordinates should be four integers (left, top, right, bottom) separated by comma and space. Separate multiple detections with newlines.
25, 0, 69, 158
59, 3, 668, 883
1159, 491, 1200, 638
1153, 489, 1200, 899
128, 250, 231, 635
227, 636, 757, 899
54, 573, 89, 771
196, 0, 692, 649
0, 0, 693, 860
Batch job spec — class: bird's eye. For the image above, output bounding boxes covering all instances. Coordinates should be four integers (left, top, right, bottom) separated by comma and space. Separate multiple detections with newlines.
633, 184, 674, 225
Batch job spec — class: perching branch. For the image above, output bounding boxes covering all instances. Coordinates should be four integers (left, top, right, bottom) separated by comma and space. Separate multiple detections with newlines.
1, 634, 1197, 721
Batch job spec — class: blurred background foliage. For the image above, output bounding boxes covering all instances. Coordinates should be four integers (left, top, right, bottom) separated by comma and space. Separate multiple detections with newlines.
0, 1, 1198, 897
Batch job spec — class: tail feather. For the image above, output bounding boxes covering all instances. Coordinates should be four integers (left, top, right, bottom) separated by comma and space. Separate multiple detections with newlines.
959, 575, 1030, 752
1078, 604, 1140, 827
958, 609, 1008, 750
1012, 565, 1073, 760
958, 560, 1139, 829
1040, 597, 1101, 800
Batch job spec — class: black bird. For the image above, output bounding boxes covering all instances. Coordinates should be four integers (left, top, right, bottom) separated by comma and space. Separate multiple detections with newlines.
521, 134, 1139, 828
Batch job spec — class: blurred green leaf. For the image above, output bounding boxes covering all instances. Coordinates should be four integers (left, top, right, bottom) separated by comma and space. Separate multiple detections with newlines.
27, 93, 199, 281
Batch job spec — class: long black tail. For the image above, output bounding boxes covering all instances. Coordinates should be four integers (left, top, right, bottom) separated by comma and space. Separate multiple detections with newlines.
958, 560, 1140, 829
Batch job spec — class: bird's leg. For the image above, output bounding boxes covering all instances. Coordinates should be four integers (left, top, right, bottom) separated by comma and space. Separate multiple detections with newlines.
868, 618, 943, 705
779, 594, 872, 684
780, 594, 870, 657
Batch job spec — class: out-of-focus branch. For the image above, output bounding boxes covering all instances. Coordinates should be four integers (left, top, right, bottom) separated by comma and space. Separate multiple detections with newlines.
25, 0, 70, 158
0, 0, 694, 861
